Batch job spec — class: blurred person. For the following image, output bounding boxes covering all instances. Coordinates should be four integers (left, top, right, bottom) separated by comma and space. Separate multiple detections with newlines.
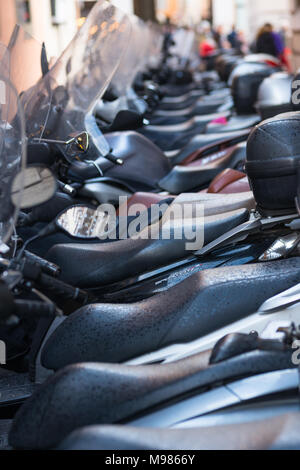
270, 24, 292, 72
278, 22, 293, 73
237, 31, 248, 55
199, 36, 216, 57
256, 23, 278, 57
227, 25, 238, 49
198, 21, 216, 58
162, 17, 175, 57
212, 25, 224, 49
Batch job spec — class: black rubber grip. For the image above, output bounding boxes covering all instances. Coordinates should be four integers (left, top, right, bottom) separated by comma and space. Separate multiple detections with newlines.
14, 300, 57, 318
105, 153, 123, 165
25, 251, 61, 277
0, 282, 15, 321
39, 273, 93, 304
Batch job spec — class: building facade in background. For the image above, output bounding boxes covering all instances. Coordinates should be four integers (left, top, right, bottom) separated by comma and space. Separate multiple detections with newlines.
291, 0, 300, 69
0, 0, 78, 58
0, 0, 298, 69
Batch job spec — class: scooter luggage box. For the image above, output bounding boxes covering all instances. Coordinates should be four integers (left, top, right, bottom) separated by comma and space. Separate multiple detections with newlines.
230, 62, 278, 114
246, 112, 300, 216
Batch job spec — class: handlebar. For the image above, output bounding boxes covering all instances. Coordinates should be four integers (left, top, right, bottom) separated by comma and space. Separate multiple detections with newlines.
0, 282, 15, 321
39, 273, 95, 305
104, 153, 124, 166
14, 299, 57, 318
24, 251, 61, 277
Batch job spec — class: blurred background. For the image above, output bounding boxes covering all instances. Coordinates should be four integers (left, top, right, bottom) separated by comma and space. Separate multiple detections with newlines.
0, 0, 299, 68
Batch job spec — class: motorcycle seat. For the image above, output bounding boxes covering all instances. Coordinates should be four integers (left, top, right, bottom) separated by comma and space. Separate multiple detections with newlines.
205, 168, 248, 194
142, 111, 231, 134
160, 83, 203, 97
157, 92, 205, 110
159, 143, 247, 193
41, 258, 300, 369
169, 129, 250, 166
122, 191, 254, 216
11, 336, 295, 449
58, 412, 300, 450
206, 114, 260, 134
153, 96, 233, 119
161, 88, 205, 105
46, 209, 250, 288
71, 131, 171, 189
139, 113, 233, 152
157, 88, 230, 111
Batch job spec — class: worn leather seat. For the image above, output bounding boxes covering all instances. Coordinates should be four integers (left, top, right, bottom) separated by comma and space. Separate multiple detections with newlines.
169, 129, 251, 166
156, 91, 205, 111
205, 168, 250, 194
10, 334, 295, 449
146, 115, 228, 135
119, 166, 251, 212
139, 112, 232, 152
46, 209, 250, 288
153, 95, 233, 119
41, 258, 300, 369
159, 143, 247, 193
140, 112, 257, 153
120, 190, 254, 215
220, 175, 250, 194
58, 413, 300, 450
117, 192, 174, 214
159, 82, 204, 98
157, 88, 230, 111
69, 131, 171, 191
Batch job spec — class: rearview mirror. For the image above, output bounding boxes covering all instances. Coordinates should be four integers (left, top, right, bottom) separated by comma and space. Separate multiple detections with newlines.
11, 165, 57, 210
66, 132, 89, 157
33, 132, 89, 156
56, 205, 109, 239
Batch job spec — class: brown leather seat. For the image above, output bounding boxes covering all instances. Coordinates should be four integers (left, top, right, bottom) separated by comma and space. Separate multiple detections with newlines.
207, 169, 250, 194
220, 176, 250, 194
117, 193, 174, 215
122, 168, 251, 214
199, 169, 250, 194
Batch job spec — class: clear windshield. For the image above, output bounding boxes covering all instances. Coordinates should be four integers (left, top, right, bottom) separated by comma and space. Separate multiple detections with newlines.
110, 15, 147, 96
0, 45, 26, 246
22, 0, 131, 143
146, 22, 163, 69
170, 28, 196, 65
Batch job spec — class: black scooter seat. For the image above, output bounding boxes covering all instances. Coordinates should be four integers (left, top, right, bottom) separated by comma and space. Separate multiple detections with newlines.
206, 114, 260, 134
139, 112, 232, 151
10, 337, 295, 449
46, 209, 249, 288
41, 258, 300, 369
153, 97, 233, 119
158, 92, 205, 111
160, 143, 247, 193
169, 129, 251, 166
58, 412, 300, 450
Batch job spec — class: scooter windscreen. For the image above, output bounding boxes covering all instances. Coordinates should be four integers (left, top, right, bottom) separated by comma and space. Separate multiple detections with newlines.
110, 15, 152, 97
22, 0, 131, 146
170, 28, 196, 64
0, 45, 26, 246
147, 21, 163, 69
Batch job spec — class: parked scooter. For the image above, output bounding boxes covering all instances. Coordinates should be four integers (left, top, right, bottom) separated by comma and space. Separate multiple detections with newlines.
9, 320, 300, 450
2, 0, 300, 452
37, 110, 300, 368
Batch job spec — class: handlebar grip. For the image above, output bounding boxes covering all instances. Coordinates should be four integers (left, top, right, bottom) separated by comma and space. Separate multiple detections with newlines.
105, 153, 124, 166
14, 300, 57, 318
39, 273, 93, 305
0, 282, 15, 321
24, 251, 61, 277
